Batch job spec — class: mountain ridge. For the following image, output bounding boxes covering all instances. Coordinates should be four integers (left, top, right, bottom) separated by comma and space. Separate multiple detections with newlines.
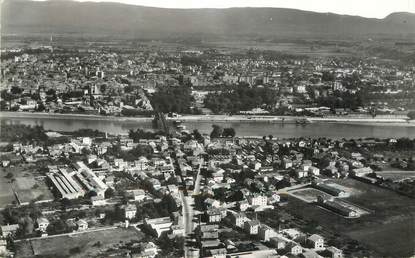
2, 0, 414, 39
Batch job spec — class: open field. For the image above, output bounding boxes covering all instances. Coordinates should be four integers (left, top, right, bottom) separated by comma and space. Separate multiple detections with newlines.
0, 163, 29, 208
0, 178, 15, 208
347, 220, 415, 258
282, 178, 415, 257
0, 164, 54, 207
15, 227, 144, 258
14, 177, 54, 205
204, 40, 355, 57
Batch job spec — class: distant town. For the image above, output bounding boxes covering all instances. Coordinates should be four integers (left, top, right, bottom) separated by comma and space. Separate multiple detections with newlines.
1, 42, 415, 121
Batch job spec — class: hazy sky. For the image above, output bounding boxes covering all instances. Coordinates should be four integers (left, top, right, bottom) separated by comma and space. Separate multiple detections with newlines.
65, 0, 414, 18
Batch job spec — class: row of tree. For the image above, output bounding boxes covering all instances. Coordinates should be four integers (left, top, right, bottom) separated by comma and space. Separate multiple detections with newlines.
210, 125, 236, 138
150, 85, 194, 114
204, 84, 278, 114
0, 123, 47, 144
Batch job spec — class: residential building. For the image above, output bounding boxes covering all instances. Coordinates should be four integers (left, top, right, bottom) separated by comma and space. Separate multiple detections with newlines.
124, 204, 137, 219
308, 234, 324, 250
244, 220, 260, 235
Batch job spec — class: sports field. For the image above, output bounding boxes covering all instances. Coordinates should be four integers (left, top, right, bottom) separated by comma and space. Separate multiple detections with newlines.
289, 188, 332, 202
283, 178, 415, 257
14, 177, 54, 205
0, 164, 54, 207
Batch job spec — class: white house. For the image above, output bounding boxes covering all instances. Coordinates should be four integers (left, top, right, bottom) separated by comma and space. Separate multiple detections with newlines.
239, 201, 250, 211
308, 234, 324, 250
76, 219, 88, 231
248, 194, 267, 207
269, 193, 281, 204
283, 159, 293, 169
0, 239, 7, 255
244, 220, 260, 235
142, 242, 159, 256
125, 204, 137, 219
286, 242, 302, 255
37, 217, 50, 232
204, 198, 221, 209
296, 170, 308, 178
130, 189, 146, 201
231, 212, 248, 228
309, 166, 320, 176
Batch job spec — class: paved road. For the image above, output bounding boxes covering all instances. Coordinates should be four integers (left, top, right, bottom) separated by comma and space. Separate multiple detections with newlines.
180, 190, 197, 258
193, 163, 203, 195
180, 190, 195, 235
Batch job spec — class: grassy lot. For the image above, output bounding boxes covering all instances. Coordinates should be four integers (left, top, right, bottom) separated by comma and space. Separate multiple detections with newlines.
281, 178, 415, 257
0, 163, 54, 207
204, 40, 354, 57
14, 177, 54, 205
347, 220, 415, 258
15, 227, 144, 258
0, 177, 15, 208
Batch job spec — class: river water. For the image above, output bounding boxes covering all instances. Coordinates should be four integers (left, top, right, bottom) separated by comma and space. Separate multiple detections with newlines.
1, 114, 415, 139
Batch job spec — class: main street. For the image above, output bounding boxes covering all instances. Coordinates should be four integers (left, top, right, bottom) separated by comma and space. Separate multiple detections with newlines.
193, 163, 203, 195
180, 190, 195, 236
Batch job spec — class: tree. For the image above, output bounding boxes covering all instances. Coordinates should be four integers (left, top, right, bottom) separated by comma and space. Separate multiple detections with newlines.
210, 125, 223, 138
105, 188, 115, 199
86, 190, 97, 199
81, 148, 92, 156
36, 103, 46, 112
203, 84, 278, 114
223, 127, 236, 138
47, 220, 71, 235
5, 172, 13, 179
128, 128, 159, 142
10, 86, 23, 95
150, 85, 194, 114
192, 129, 204, 142
407, 111, 415, 120
69, 247, 81, 255
160, 195, 178, 214
157, 233, 185, 256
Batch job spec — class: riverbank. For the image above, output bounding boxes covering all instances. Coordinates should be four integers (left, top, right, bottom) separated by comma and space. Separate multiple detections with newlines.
2, 111, 414, 139
0, 111, 152, 122
173, 114, 414, 125
0, 111, 413, 126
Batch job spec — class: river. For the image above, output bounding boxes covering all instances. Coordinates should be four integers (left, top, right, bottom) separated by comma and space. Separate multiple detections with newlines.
1, 113, 415, 139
